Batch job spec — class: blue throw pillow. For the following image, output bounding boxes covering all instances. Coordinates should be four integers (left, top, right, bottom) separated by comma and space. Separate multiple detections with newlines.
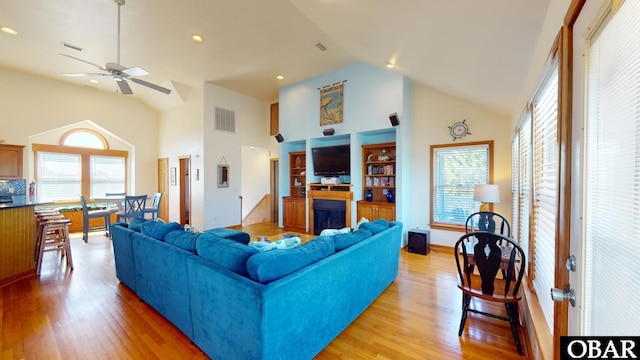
333, 228, 372, 252
140, 221, 183, 241
246, 236, 335, 284
358, 219, 389, 235
164, 229, 199, 252
204, 227, 250, 244
196, 233, 257, 277
128, 217, 147, 232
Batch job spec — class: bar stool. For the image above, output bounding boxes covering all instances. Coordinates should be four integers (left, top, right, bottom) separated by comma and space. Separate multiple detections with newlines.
35, 210, 73, 275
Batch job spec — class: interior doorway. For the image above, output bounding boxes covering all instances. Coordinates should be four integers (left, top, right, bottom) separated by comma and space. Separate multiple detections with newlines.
179, 156, 191, 225
270, 158, 279, 223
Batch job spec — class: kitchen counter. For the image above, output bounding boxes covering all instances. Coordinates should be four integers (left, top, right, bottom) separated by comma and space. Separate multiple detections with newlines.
0, 196, 51, 209
0, 198, 54, 286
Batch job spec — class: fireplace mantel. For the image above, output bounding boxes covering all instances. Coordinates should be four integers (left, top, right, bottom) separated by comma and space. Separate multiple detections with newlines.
307, 184, 353, 233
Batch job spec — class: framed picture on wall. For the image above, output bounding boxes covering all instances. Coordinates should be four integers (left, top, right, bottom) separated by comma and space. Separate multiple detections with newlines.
170, 167, 177, 186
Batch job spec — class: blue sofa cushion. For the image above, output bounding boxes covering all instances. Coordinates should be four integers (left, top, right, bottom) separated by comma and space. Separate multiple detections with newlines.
129, 217, 147, 232
332, 228, 372, 252
358, 219, 389, 235
164, 229, 199, 252
204, 227, 250, 244
196, 233, 257, 277
140, 221, 183, 240
246, 236, 335, 284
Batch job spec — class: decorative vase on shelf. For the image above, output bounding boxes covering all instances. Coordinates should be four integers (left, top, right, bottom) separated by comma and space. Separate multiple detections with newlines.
386, 189, 394, 203
365, 189, 373, 202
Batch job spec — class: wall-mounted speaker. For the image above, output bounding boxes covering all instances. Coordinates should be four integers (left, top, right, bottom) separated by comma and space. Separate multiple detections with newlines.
408, 229, 430, 255
275, 133, 284, 143
389, 112, 400, 127
323, 128, 335, 136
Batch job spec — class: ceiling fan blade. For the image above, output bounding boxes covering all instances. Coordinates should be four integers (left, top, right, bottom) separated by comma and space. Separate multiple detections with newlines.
59, 54, 105, 70
105, 62, 127, 72
117, 79, 133, 95
130, 77, 172, 94
123, 66, 149, 77
61, 72, 110, 77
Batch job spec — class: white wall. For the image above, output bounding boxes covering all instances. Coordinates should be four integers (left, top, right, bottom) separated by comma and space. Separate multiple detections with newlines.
158, 83, 205, 227
0, 66, 159, 198
201, 83, 271, 230
409, 85, 512, 246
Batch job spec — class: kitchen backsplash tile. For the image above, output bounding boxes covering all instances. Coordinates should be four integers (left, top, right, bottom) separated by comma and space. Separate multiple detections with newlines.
0, 179, 26, 196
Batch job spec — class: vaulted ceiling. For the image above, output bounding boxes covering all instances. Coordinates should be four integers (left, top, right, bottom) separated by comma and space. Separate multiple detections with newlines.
0, 0, 550, 115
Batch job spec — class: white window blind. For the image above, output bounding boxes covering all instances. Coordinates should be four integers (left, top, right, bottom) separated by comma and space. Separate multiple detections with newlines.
584, 0, 640, 335
90, 155, 125, 198
511, 135, 520, 242
432, 143, 490, 225
531, 62, 558, 332
38, 152, 81, 202
518, 113, 531, 275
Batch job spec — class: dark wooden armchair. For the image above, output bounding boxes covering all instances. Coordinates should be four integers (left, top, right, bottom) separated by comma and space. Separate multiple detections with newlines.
454, 231, 526, 355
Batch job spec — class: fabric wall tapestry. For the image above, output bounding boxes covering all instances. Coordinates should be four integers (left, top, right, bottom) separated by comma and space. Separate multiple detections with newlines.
320, 83, 344, 126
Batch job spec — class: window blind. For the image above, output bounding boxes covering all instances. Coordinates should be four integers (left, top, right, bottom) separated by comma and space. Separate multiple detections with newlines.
90, 155, 125, 198
512, 110, 532, 259
37, 152, 82, 202
432, 144, 490, 225
584, 0, 640, 335
531, 62, 559, 332
519, 113, 531, 275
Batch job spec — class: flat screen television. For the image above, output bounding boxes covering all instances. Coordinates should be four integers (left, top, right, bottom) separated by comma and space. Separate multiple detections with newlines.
312, 144, 351, 176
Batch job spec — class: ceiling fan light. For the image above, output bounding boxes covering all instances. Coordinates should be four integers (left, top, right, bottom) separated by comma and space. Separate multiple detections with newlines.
276, 75, 284, 80
191, 34, 204, 43
0, 26, 18, 35
386, 62, 395, 69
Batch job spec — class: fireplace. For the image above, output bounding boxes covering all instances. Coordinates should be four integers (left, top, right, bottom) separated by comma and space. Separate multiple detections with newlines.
313, 199, 346, 235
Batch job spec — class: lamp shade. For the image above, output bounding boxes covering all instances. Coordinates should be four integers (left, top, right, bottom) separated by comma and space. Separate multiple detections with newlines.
473, 184, 500, 203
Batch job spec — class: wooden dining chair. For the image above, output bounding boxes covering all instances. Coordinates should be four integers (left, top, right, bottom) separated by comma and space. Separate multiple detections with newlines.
143, 192, 162, 220
465, 211, 511, 237
116, 195, 147, 223
454, 231, 526, 355
80, 195, 111, 243
105, 192, 126, 214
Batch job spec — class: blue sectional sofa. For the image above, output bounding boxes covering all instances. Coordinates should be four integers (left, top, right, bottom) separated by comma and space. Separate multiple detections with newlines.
110, 218, 403, 359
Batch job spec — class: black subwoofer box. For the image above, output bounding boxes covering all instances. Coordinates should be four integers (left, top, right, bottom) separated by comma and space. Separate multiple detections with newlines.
408, 229, 430, 255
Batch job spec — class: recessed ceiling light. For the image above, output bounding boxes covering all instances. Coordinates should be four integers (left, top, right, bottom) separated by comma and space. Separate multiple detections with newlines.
386, 62, 395, 69
191, 34, 204, 43
0, 26, 18, 35
276, 75, 284, 80
89, 79, 100, 84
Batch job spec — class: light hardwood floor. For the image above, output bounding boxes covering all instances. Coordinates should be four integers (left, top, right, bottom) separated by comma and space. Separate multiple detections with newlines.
0, 222, 528, 359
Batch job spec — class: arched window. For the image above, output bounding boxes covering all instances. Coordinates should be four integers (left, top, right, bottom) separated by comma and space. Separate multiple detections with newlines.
61, 129, 108, 149
33, 129, 128, 203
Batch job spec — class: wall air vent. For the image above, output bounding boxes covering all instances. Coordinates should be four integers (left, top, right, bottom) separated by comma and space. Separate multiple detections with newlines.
215, 107, 236, 133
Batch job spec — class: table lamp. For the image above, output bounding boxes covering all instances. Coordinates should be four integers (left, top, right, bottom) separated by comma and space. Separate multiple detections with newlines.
473, 184, 500, 211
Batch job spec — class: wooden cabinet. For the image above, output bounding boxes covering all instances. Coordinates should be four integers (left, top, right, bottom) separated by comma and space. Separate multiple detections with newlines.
283, 197, 306, 232
283, 151, 307, 232
270, 102, 279, 136
357, 201, 395, 222
0, 144, 24, 179
358, 142, 396, 221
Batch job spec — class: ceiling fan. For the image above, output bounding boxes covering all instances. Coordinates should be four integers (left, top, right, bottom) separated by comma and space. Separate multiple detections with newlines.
60, 0, 171, 95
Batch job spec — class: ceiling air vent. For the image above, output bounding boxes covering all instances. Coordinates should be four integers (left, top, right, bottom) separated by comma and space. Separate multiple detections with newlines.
215, 107, 236, 133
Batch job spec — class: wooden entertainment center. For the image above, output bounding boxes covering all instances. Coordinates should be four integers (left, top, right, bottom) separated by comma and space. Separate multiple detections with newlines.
283, 141, 396, 233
